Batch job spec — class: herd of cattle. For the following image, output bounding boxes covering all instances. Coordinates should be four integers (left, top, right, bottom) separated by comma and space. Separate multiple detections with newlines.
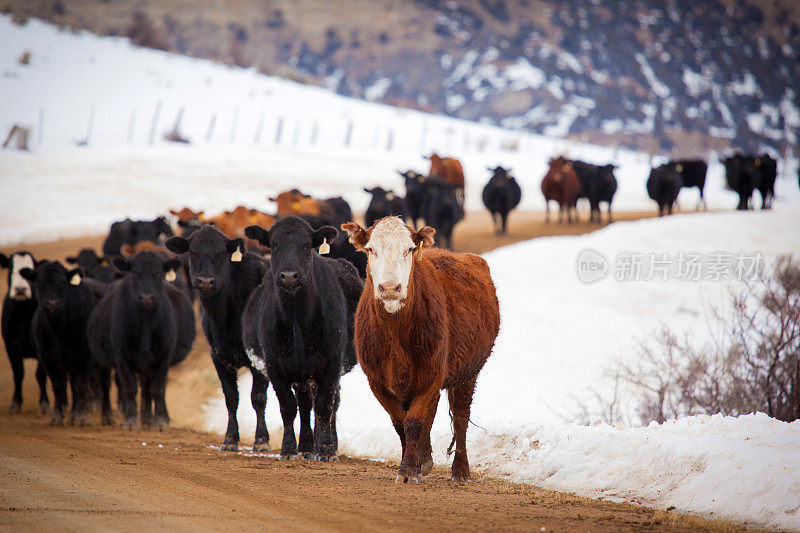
0, 149, 790, 483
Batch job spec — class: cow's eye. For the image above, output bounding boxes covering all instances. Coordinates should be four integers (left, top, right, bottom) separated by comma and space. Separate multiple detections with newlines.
366, 248, 377, 257
404, 247, 415, 256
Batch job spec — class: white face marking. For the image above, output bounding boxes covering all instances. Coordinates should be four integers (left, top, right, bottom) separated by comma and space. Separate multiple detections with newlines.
9, 254, 34, 301
365, 218, 416, 314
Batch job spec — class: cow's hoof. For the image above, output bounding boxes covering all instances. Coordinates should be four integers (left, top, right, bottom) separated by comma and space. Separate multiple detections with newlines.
253, 443, 270, 453
154, 419, 169, 432
451, 474, 471, 482
123, 419, 137, 430
315, 454, 338, 462
420, 459, 433, 476
101, 415, 113, 426
302, 452, 315, 460
220, 443, 238, 452
7, 402, 21, 414
38, 401, 50, 415
280, 453, 300, 460
49, 414, 65, 426
395, 474, 422, 484
75, 413, 90, 427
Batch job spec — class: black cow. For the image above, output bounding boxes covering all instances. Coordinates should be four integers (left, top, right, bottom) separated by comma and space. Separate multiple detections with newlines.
753, 154, 777, 210
722, 154, 758, 210
295, 214, 366, 279
398, 170, 428, 229
364, 187, 410, 228
423, 178, 464, 249
66, 248, 118, 283
88, 252, 194, 429
481, 166, 522, 234
571, 161, 618, 224
1, 252, 48, 414
102, 217, 173, 257
647, 165, 683, 216
165, 226, 270, 451
322, 196, 353, 226
22, 261, 107, 425
243, 217, 362, 461
663, 160, 707, 210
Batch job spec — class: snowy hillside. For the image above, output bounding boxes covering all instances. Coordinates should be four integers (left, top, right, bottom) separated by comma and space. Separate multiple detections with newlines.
209, 210, 800, 531
3, 0, 798, 154
1, 15, 799, 246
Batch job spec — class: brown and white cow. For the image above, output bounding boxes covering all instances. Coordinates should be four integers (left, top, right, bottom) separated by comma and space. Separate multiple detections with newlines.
342, 217, 500, 483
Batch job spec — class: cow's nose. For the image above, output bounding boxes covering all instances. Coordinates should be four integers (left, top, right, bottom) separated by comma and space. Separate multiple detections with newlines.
279, 271, 298, 286
13, 288, 26, 296
378, 283, 401, 296
197, 277, 215, 291
45, 299, 59, 310
139, 294, 154, 307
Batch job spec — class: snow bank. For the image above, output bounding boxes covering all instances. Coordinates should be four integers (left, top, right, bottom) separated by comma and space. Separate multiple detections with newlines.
205, 210, 800, 531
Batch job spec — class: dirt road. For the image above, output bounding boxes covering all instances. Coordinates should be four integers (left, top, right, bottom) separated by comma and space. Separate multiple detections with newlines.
0, 210, 733, 532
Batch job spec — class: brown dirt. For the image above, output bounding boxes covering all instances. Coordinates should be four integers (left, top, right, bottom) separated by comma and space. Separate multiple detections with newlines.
0, 211, 743, 532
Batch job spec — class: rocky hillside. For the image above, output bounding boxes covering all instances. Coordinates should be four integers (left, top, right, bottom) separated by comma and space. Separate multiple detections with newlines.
2, 0, 798, 155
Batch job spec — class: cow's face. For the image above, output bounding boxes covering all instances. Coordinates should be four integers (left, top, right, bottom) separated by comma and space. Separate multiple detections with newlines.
343, 217, 435, 314
66, 248, 103, 271
113, 252, 180, 310
134, 217, 173, 244
165, 226, 243, 297
24, 261, 80, 314
245, 217, 336, 295
0, 252, 36, 302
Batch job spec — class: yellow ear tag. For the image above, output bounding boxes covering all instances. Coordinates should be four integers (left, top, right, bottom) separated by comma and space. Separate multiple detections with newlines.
70, 273, 82, 286
231, 247, 243, 262
386, 192, 395, 201
675, 164, 683, 172
319, 238, 330, 255
165, 269, 177, 282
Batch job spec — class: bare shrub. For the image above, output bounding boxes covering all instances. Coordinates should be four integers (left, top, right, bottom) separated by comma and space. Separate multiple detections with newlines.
604, 255, 800, 425
125, 12, 168, 51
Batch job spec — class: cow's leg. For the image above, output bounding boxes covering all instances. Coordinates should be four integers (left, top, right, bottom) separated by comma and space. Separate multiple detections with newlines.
271, 376, 299, 459
250, 368, 270, 452
68, 371, 89, 426
607, 202, 613, 224
294, 382, 314, 458
448, 377, 477, 482
35, 361, 49, 414
47, 364, 67, 426
312, 375, 340, 461
418, 393, 440, 476
99, 367, 112, 425
501, 211, 509, 235
7, 350, 24, 413
367, 381, 408, 461
114, 370, 128, 414
544, 200, 550, 224
398, 389, 440, 484
117, 360, 139, 430
140, 374, 153, 428
151, 363, 170, 431
212, 359, 239, 451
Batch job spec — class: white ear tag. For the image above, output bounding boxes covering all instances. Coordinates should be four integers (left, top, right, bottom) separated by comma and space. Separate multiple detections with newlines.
386, 192, 395, 201
319, 238, 330, 255
231, 247, 243, 262
70, 273, 82, 286
165, 269, 177, 282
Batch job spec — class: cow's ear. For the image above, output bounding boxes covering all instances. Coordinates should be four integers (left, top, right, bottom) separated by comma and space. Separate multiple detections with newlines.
66, 256, 78, 264
227, 238, 245, 262
341, 222, 368, 251
67, 268, 83, 286
120, 244, 136, 257
0, 253, 9, 269
313, 226, 338, 249
169, 209, 179, 216
165, 236, 189, 254
163, 258, 182, 276
19, 267, 36, 281
112, 257, 131, 272
244, 225, 269, 246
411, 226, 436, 260
267, 196, 277, 202
363, 188, 371, 194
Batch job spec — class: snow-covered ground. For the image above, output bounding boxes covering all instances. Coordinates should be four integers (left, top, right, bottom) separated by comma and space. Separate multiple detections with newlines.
3, 15, 797, 246
207, 210, 800, 531
4, 14, 800, 532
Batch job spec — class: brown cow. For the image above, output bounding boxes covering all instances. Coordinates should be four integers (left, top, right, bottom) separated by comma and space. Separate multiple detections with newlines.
342, 217, 500, 483
268, 189, 322, 216
541, 156, 581, 223
169, 207, 205, 225
206, 206, 276, 241
428, 153, 465, 207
